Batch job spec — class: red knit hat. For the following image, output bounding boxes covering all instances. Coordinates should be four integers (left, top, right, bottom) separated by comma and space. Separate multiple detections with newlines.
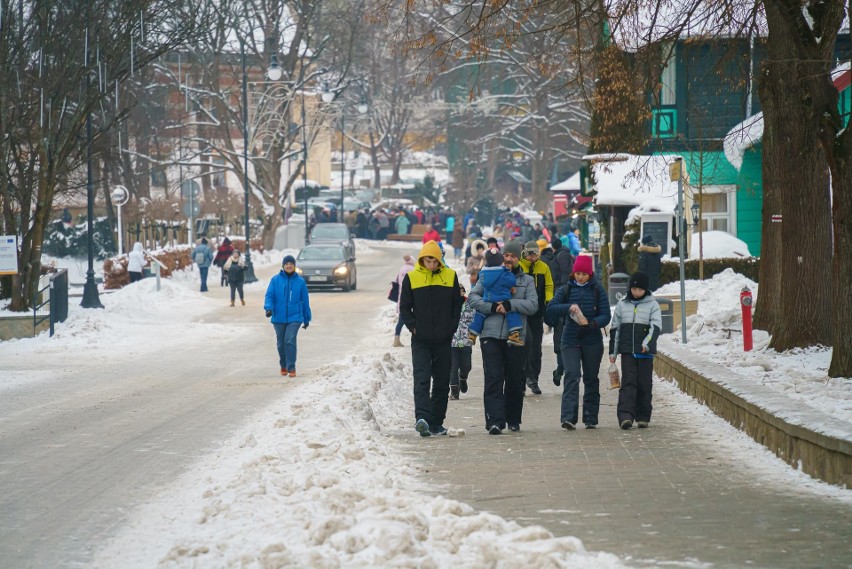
572, 255, 593, 275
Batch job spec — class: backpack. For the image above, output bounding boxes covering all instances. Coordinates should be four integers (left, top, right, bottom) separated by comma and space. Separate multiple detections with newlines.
194, 251, 206, 265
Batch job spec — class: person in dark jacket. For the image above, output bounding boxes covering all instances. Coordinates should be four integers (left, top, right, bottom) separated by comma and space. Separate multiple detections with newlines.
214, 237, 234, 286
548, 238, 573, 384
399, 240, 463, 437
545, 254, 611, 430
637, 234, 663, 291
609, 271, 662, 429
225, 250, 246, 307
468, 240, 538, 434
519, 240, 554, 395
264, 255, 312, 377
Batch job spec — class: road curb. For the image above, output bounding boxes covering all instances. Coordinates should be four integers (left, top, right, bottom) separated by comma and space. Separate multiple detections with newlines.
655, 342, 852, 488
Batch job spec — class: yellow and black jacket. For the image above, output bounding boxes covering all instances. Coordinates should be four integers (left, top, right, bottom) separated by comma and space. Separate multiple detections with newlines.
519, 258, 554, 319
400, 240, 463, 343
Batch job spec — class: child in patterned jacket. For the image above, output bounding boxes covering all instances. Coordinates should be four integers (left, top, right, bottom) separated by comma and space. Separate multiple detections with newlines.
450, 285, 476, 399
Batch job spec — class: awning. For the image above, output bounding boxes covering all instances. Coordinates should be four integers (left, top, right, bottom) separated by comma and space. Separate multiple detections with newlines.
506, 170, 532, 184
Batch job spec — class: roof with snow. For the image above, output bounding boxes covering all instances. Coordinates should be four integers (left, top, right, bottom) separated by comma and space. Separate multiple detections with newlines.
590, 154, 681, 209
550, 171, 581, 192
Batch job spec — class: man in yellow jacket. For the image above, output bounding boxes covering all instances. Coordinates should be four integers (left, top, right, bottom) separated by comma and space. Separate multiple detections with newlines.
399, 240, 463, 437
519, 240, 554, 395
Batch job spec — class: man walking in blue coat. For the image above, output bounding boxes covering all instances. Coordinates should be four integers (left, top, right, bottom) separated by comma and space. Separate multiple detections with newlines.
264, 254, 312, 377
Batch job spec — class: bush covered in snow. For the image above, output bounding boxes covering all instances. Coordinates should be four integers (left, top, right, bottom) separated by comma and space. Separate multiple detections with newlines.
660, 257, 760, 287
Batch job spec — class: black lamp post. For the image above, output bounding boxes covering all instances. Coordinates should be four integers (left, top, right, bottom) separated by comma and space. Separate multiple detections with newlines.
81, 77, 103, 308
240, 43, 283, 283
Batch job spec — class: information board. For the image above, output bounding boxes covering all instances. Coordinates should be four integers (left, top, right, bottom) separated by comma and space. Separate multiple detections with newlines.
0, 235, 18, 275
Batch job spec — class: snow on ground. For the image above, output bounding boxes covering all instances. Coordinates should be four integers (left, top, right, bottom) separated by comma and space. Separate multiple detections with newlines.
656, 270, 852, 424
688, 231, 751, 258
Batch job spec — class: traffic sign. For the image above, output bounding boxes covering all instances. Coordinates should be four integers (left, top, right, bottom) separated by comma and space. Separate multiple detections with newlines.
182, 200, 201, 217
180, 180, 200, 198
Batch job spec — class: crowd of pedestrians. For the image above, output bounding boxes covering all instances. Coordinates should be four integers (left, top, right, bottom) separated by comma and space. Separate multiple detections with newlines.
391, 212, 663, 437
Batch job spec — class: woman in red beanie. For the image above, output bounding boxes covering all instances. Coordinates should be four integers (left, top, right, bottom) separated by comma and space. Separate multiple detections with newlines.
545, 254, 611, 430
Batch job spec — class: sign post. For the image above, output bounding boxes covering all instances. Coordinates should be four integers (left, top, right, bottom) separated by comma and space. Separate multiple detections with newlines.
671, 157, 688, 344
0, 236, 18, 275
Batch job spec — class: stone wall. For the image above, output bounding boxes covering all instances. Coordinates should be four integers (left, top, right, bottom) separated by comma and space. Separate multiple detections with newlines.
655, 346, 852, 488
0, 315, 49, 341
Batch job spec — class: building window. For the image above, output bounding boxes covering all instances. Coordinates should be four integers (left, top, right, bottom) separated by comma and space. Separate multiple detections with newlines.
660, 43, 676, 105
697, 186, 734, 233
151, 167, 166, 187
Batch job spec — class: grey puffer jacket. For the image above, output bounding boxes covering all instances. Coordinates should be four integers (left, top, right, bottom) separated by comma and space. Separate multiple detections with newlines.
468, 267, 538, 342
609, 293, 663, 355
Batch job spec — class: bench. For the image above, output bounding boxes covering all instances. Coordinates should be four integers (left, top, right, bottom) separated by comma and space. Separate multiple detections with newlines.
388, 223, 430, 242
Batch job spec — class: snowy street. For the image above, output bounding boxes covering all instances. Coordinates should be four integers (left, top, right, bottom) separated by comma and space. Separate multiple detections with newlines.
1, 242, 850, 568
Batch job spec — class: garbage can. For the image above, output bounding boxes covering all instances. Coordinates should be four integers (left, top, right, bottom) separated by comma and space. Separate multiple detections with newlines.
656, 297, 674, 334
607, 272, 630, 306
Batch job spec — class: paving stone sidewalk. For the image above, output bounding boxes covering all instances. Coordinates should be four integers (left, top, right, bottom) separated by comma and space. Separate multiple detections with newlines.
397, 348, 852, 568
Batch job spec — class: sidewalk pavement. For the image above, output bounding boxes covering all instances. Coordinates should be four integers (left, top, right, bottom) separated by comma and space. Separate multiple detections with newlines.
396, 343, 852, 568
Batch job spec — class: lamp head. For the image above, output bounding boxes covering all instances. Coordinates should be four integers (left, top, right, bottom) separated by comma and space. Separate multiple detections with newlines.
267, 54, 283, 81
321, 82, 335, 103
690, 202, 700, 225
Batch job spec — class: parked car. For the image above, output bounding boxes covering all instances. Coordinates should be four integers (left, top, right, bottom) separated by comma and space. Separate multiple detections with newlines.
296, 244, 357, 292
308, 222, 355, 258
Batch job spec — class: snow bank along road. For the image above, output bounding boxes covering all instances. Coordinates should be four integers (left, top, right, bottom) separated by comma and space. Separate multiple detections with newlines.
0, 245, 400, 568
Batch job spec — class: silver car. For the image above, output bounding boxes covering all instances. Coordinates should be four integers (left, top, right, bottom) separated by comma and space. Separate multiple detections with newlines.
308, 223, 355, 258
296, 244, 357, 292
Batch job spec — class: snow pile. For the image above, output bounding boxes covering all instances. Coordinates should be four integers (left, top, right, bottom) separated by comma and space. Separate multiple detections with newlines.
689, 231, 751, 258
656, 270, 852, 424
93, 351, 626, 568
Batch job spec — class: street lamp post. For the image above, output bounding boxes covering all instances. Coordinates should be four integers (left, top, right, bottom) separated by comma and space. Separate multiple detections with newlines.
301, 88, 310, 243
81, 98, 103, 309
321, 84, 369, 222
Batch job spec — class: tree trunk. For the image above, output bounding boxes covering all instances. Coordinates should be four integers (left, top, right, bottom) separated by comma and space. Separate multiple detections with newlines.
10, 169, 53, 312
759, 7, 833, 350
828, 130, 852, 376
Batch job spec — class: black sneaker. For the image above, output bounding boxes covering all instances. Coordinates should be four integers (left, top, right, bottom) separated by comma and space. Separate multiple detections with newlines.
430, 425, 448, 436
561, 421, 576, 430
552, 369, 562, 386
637, 421, 649, 429
450, 385, 460, 400
415, 418, 431, 437
488, 424, 503, 435
529, 381, 542, 395
584, 423, 597, 429
620, 419, 633, 430
459, 378, 468, 394
508, 424, 520, 432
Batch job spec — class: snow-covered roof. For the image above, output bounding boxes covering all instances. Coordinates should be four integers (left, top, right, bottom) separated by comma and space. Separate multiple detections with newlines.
590, 154, 681, 208
550, 171, 581, 192
723, 112, 763, 172
292, 179, 325, 189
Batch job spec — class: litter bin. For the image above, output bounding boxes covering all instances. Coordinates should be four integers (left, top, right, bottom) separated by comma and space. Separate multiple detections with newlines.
607, 272, 629, 306
656, 297, 674, 334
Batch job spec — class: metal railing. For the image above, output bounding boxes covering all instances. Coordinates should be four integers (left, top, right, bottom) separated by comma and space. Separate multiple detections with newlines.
33, 269, 69, 337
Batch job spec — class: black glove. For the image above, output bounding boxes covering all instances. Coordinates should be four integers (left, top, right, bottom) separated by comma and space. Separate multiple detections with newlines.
265, 310, 272, 318
302, 322, 309, 330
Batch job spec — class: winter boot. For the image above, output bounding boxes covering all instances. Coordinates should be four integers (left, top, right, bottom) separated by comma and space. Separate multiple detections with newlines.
230, 300, 235, 307
552, 368, 562, 386
467, 332, 477, 345
507, 330, 525, 346
240, 299, 245, 306
526, 378, 542, 395
288, 370, 296, 378
393, 335, 404, 347
450, 385, 460, 400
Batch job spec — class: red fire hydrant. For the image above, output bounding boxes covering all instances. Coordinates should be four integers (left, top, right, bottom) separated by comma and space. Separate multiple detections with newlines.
741, 286, 753, 352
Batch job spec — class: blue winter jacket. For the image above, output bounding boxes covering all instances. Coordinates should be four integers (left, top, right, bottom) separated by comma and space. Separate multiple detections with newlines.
567, 232, 581, 256
192, 243, 214, 268
545, 275, 610, 347
477, 265, 517, 303
264, 270, 312, 325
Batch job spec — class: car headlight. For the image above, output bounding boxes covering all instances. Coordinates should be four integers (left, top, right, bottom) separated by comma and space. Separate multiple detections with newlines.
295, 267, 303, 275
333, 265, 348, 276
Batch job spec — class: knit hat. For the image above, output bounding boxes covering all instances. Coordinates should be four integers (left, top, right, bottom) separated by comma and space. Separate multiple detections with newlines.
485, 247, 504, 267
641, 234, 654, 245
282, 254, 296, 267
502, 239, 524, 258
572, 254, 593, 275
523, 240, 540, 256
629, 271, 650, 291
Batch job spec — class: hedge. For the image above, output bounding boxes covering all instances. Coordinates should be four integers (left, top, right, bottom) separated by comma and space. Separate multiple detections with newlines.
659, 257, 760, 286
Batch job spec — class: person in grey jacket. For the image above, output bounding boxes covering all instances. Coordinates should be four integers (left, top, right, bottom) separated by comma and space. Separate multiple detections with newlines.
468, 239, 538, 434
608, 271, 662, 430
192, 238, 214, 292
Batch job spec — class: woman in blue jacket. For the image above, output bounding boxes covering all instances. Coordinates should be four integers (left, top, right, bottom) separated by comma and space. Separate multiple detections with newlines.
545, 254, 610, 430
264, 255, 312, 377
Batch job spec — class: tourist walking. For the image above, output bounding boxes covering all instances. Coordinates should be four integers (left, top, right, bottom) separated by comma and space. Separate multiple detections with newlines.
192, 238, 214, 292
399, 241, 463, 437
214, 237, 234, 286
519, 240, 554, 395
127, 242, 146, 283
468, 240, 538, 434
609, 271, 662, 429
545, 254, 611, 430
264, 255, 312, 377
224, 250, 246, 307
392, 254, 416, 347
450, 284, 476, 400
